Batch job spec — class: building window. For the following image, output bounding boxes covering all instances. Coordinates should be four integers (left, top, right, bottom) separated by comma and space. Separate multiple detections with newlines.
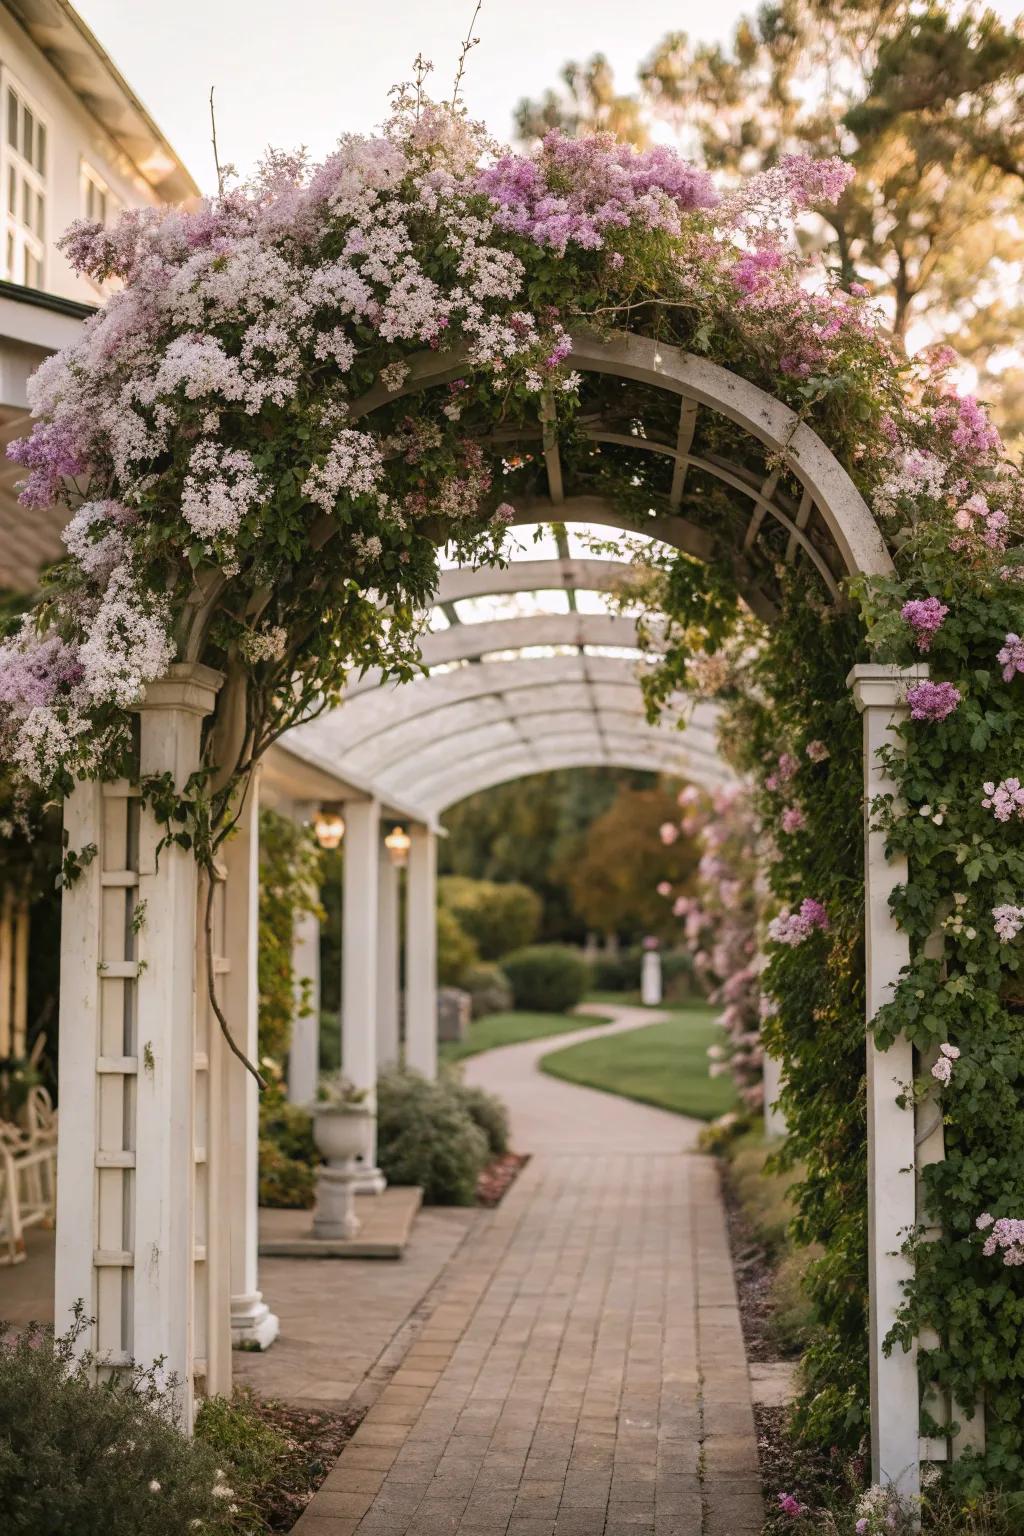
4, 79, 46, 289
82, 162, 118, 227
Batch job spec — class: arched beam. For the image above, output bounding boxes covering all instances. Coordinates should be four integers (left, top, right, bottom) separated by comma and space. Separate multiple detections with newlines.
425, 740, 733, 814
379, 709, 723, 796
418, 612, 653, 669
434, 557, 640, 607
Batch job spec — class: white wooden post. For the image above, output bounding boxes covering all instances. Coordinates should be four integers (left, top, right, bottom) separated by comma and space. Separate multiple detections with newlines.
405, 824, 437, 1080
341, 798, 385, 1190
287, 800, 321, 1107
224, 774, 279, 1351
762, 1051, 787, 1139
640, 947, 662, 1006
850, 662, 927, 1500
377, 841, 400, 1070
134, 665, 222, 1428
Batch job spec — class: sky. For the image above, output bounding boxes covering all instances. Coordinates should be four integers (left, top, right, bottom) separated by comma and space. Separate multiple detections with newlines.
74, 0, 753, 192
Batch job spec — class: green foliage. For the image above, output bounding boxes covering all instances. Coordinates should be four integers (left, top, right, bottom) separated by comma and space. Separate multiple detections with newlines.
194, 1390, 288, 1508
438, 875, 541, 960
438, 766, 653, 941
501, 944, 590, 1013
436, 905, 478, 986
459, 960, 513, 1019
257, 808, 323, 1066
0, 1308, 237, 1535
375, 1069, 490, 1205
447, 1077, 510, 1157
560, 784, 699, 941
258, 1077, 317, 1209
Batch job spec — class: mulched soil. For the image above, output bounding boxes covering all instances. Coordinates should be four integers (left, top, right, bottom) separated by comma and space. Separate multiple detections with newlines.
717, 1156, 782, 1363
476, 1152, 529, 1207
245, 1396, 364, 1532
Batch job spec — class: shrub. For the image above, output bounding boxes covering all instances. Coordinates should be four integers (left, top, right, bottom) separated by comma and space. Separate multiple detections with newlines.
502, 944, 590, 1013
460, 960, 513, 1019
589, 951, 640, 992
449, 1078, 510, 1156
0, 1308, 236, 1535
436, 905, 478, 986
439, 876, 541, 960
376, 1069, 488, 1204
258, 1079, 317, 1209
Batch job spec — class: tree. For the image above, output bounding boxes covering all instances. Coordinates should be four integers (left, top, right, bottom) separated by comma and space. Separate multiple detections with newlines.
560, 784, 700, 942
516, 2, 1024, 445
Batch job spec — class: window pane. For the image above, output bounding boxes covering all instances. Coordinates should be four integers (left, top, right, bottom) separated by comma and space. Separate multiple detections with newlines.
35, 191, 43, 239
35, 121, 45, 175
21, 106, 32, 166
21, 179, 29, 228
7, 166, 14, 216
25, 250, 40, 289
6, 231, 13, 280
7, 90, 17, 152
98, 188, 106, 224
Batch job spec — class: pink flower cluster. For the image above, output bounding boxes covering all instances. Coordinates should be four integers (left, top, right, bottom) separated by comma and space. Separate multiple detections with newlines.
768, 898, 829, 947
906, 680, 962, 721
993, 905, 1024, 943
900, 597, 948, 653
476, 132, 718, 256
764, 751, 799, 791
976, 1212, 1024, 1266
997, 632, 1024, 682
805, 739, 830, 763
982, 779, 1024, 823
930, 1042, 960, 1086
780, 805, 806, 835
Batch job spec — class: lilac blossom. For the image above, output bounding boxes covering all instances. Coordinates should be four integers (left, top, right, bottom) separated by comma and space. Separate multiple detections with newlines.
906, 680, 962, 721
997, 633, 1024, 683
976, 1213, 1024, 1266
805, 739, 830, 763
994, 904, 1024, 942
900, 597, 948, 653
768, 898, 830, 947
780, 805, 806, 834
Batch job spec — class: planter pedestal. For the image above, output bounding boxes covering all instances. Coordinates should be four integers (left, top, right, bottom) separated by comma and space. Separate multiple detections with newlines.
312, 1162, 362, 1240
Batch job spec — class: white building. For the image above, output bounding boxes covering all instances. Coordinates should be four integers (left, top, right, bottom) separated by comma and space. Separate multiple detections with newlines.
0, 0, 197, 593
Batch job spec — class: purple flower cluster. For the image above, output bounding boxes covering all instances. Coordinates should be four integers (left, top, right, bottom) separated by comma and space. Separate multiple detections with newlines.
930, 1042, 960, 1086
906, 680, 962, 721
476, 132, 718, 255
900, 597, 949, 653
976, 1212, 1024, 1266
997, 632, 1024, 683
768, 898, 829, 947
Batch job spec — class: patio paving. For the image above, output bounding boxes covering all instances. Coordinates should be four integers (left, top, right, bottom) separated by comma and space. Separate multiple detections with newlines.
294, 1005, 763, 1536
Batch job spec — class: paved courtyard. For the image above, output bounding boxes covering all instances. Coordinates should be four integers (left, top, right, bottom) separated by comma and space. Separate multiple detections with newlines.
295, 1007, 762, 1536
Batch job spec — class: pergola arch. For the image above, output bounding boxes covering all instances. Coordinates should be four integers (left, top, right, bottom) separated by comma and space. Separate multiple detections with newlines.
57, 317, 926, 1497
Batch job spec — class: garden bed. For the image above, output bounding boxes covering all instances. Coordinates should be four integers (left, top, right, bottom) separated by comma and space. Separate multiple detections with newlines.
476, 1151, 529, 1207
235, 1395, 364, 1532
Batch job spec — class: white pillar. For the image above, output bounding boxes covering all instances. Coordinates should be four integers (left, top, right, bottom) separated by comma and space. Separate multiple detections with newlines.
850, 662, 927, 1500
224, 775, 279, 1352
288, 802, 321, 1107
341, 798, 385, 1190
55, 664, 223, 1429
762, 1052, 787, 1139
640, 948, 662, 1006
405, 825, 437, 1080
377, 842, 400, 1070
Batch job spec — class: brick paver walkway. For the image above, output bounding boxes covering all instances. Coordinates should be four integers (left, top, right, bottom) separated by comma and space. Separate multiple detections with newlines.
295, 1007, 762, 1536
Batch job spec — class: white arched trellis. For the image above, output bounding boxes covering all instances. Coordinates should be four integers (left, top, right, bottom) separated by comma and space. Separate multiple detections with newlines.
56, 330, 931, 1494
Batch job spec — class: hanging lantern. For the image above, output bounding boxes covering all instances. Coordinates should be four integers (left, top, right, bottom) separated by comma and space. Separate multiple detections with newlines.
384, 825, 412, 868
313, 808, 346, 850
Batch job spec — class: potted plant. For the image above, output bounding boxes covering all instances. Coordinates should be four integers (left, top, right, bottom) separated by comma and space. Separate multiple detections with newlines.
309, 1074, 372, 1165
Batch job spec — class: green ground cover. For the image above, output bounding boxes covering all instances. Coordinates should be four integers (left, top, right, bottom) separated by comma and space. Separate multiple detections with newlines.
539, 1004, 736, 1121
439, 1009, 611, 1064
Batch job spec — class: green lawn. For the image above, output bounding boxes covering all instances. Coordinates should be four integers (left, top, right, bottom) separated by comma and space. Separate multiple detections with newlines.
539, 1003, 737, 1121
439, 1009, 611, 1064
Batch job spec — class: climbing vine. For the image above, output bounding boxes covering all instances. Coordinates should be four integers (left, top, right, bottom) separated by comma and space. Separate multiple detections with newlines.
257, 807, 323, 1067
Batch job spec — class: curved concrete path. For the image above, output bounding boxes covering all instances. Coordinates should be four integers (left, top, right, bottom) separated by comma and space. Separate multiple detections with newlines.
295, 1006, 762, 1536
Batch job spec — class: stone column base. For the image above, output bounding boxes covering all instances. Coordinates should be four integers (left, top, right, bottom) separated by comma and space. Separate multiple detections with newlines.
352, 1165, 387, 1196
230, 1291, 279, 1351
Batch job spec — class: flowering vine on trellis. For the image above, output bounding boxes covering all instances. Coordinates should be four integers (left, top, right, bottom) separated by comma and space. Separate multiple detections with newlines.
1, 75, 1023, 1490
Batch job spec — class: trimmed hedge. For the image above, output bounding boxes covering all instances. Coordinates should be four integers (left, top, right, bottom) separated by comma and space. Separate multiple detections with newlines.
501, 945, 589, 1013
460, 960, 513, 1019
438, 876, 541, 960
376, 1069, 488, 1204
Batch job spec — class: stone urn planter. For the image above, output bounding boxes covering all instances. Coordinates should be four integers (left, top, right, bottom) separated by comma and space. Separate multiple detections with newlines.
309, 1077, 374, 1241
